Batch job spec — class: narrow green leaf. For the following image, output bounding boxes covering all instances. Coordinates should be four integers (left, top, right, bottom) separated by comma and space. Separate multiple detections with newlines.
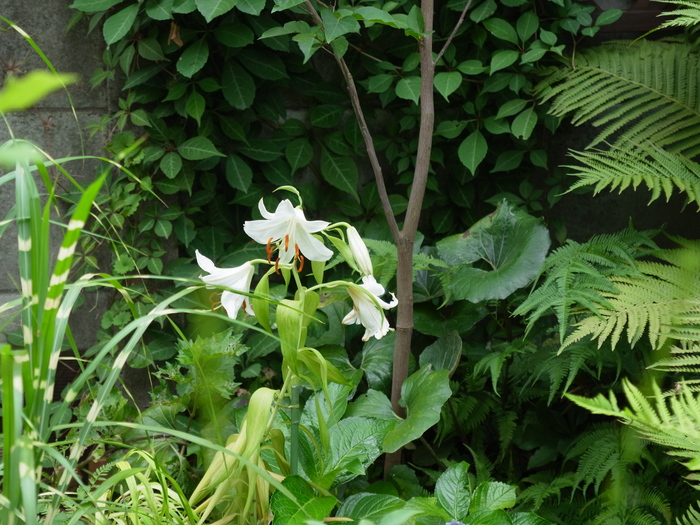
239, 138, 283, 161
285, 138, 313, 172
225, 154, 253, 192
0, 71, 78, 113
103, 4, 139, 45
490, 49, 519, 74
458, 130, 487, 175
483, 17, 519, 44
496, 98, 527, 119
186, 90, 206, 125
222, 62, 255, 109
516, 11, 539, 42
367, 74, 394, 94
596, 8, 623, 25
320, 149, 359, 201
491, 150, 524, 172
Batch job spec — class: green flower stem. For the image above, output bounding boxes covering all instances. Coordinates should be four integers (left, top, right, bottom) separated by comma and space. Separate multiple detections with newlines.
290, 384, 301, 476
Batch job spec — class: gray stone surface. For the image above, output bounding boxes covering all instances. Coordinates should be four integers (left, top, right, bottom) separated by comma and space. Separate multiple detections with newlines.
0, 0, 115, 349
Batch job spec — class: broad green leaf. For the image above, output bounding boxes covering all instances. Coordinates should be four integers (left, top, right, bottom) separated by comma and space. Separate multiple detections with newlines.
458, 130, 487, 175
219, 117, 248, 142
395, 76, 421, 104
358, 333, 395, 392
470, 0, 496, 22
320, 149, 359, 201
145, 0, 174, 20
260, 20, 311, 38
436, 200, 550, 302
436, 462, 472, 521
539, 29, 557, 45
215, 22, 254, 47
138, 37, 166, 60
195, 0, 236, 22
123, 65, 160, 89
70, 0, 122, 12
239, 49, 288, 80
511, 107, 538, 140
177, 136, 225, 160
596, 8, 623, 25
470, 481, 517, 512
186, 90, 206, 125
367, 74, 394, 94
403, 498, 452, 522
483, 116, 511, 135
490, 50, 519, 74
469, 509, 513, 525
222, 62, 255, 109
520, 47, 548, 64
324, 417, 388, 487
239, 138, 283, 161
103, 4, 139, 45
496, 98, 527, 119
516, 11, 539, 42
458, 59, 487, 75
434, 71, 462, 101
236, 0, 265, 15
483, 18, 519, 44
310, 104, 344, 128
337, 493, 406, 522
414, 301, 488, 338
419, 331, 462, 375
435, 120, 467, 139
270, 476, 336, 525
225, 154, 252, 192
511, 512, 555, 525
346, 390, 397, 421
406, 5, 425, 36
160, 152, 182, 179
173, 0, 197, 12
530, 149, 547, 168
321, 8, 361, 42
177, 39, 209, 78
285, 137, 313, 172
383, 366, 452, 453
0, 71, 78, 113
491, 150, 524, 172
354, 6, 397, 25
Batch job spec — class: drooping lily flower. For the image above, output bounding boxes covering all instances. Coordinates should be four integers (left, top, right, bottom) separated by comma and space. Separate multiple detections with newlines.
243, 199, 333, 265
347, 226, 373, 277
342, 275, 398, 341
196, 250, 255, 318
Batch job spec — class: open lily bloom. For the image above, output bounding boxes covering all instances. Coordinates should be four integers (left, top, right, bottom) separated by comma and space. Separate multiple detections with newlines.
347, 226, 373, 276
342, 275, 398, 341
243, 199, 333, 265
196, 250, 255, 318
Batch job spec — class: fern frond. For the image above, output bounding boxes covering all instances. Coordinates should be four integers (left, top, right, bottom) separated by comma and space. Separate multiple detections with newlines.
566, 144, 700, 210
677, 502, 700, 525
654, 0, 700, 29
515, 228, 658, 340
518, 471, 578, 511
537, 40, 700, 157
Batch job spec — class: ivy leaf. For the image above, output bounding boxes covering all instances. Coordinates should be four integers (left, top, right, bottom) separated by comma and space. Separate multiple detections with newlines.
395, 76, 421, 104
195, 0, 237, 22
177, 39, 209, 78
222, 62, 255, 109
177, 136, 225, 160
435, 462, 472, 521
511, 107, 538, 140
434, 71, 462, 101
490, 50, 519, 74
103, 4, 139, 45
160, 152, 183, 179
225, 154, 253, 192
285, 137, 313, 172
483, 18, 519, 45
458, 130, 487, 175
270, 476, 336, 525
436, 200, 550, 302
320, 149, 359, 201
321, 8, 361, 42
383, 365, 452, 453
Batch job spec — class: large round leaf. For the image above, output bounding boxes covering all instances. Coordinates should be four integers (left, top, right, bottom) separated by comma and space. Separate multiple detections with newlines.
437, 200, 550, 302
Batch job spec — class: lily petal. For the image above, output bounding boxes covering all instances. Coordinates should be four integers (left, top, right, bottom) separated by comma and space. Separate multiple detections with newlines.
195, 250, 255, 319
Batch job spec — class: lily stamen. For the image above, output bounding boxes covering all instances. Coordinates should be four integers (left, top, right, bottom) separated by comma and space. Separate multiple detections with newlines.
275, 257, 280, 274
297, 255, 305, 273
284, 234, 290, 251
266, 237, 274, 263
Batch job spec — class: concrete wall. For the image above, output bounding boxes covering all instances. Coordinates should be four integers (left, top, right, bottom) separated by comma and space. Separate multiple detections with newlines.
0, 0, 115, 347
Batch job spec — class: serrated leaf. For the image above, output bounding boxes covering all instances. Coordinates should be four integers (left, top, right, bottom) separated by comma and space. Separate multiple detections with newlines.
470, 481, 517, 512
160, 152, 183, 179
511, 107, 537, 140
337, 493, 406, 522
434, 71, 462, 101
103, 4, 139, 45
436, 462, 472, 521
177, 136, 225, 160
177, 39, 209, 78
222, 62, 255, 109
195, 0, 236, 21
383, 366, 452, 453
395, 76, 421, 104
483, 17, 518, 44
225, 154, 252, 192
490, 49, 519, 74
458, 130, 487, 175
270, 477, 336, 524
437, 200, 550, 302
285, 137, 313, 172
320, 149, 359, 200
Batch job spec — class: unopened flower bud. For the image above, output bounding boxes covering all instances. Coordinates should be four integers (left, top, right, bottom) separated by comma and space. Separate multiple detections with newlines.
347, 226, 373, 276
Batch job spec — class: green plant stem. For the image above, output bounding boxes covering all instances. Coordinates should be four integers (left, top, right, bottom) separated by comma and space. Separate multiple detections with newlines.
290, 384, 301, 476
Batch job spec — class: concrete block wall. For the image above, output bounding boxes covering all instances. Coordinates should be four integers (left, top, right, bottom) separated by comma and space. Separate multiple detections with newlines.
0, 0, 116, 348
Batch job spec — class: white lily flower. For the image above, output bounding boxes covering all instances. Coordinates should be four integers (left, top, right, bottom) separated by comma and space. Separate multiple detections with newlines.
342, 275, 398, 341
243, 199, 332, 265
196, 250, 255, 318
347, 226, 373, 276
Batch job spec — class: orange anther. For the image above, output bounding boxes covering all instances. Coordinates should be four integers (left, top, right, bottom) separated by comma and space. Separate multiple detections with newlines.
284, 234, 290, 251
297, 255, 305, 273
275, 257, 280, 274
266, 237, 274, 263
